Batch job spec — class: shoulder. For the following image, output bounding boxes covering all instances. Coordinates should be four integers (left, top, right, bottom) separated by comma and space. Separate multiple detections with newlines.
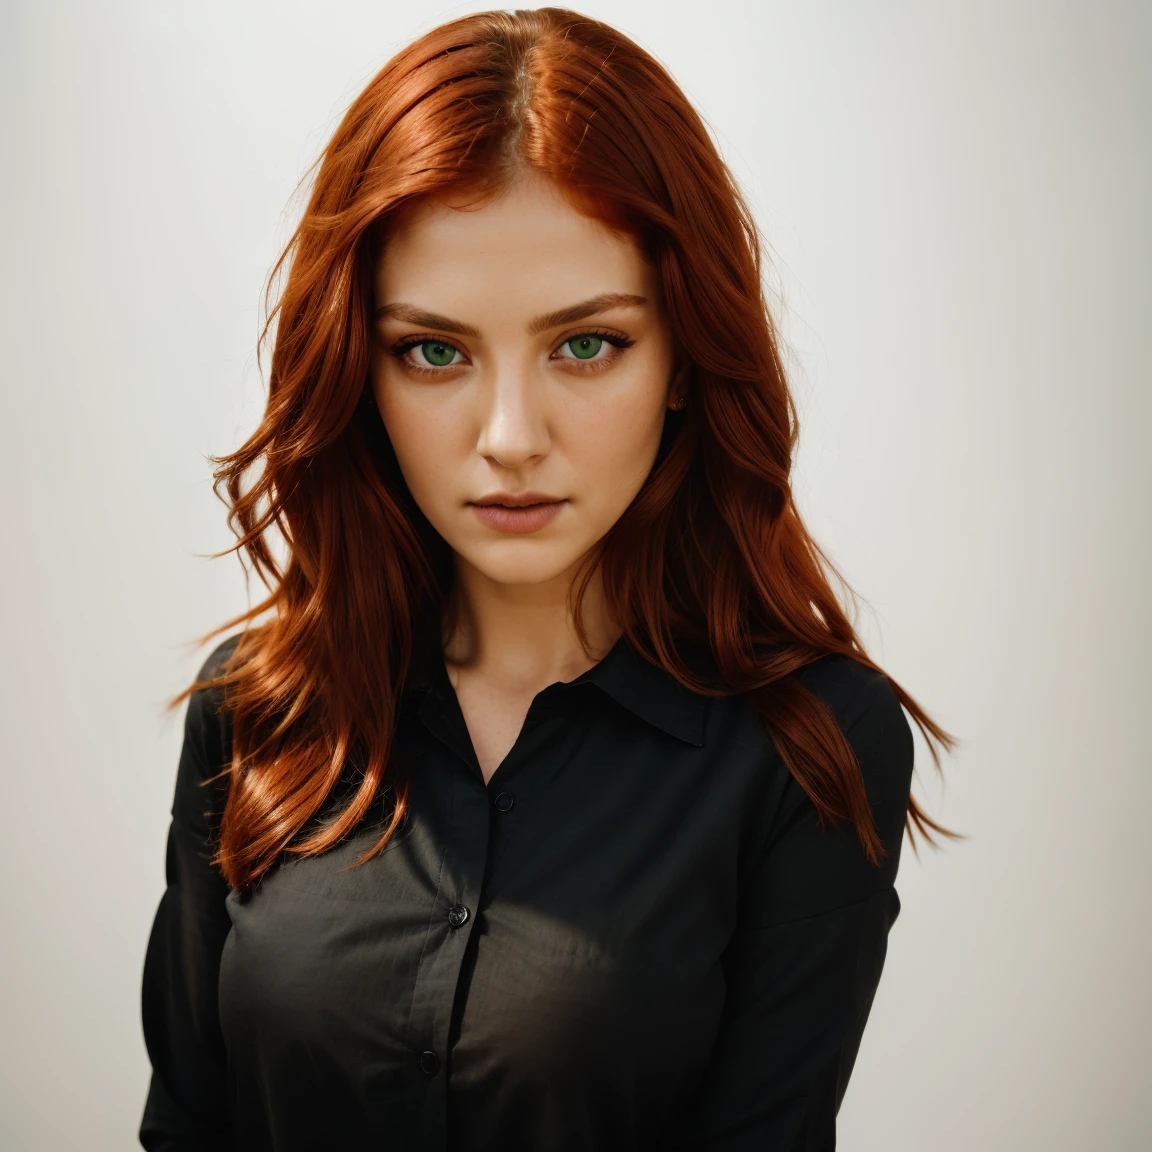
172, 634, 244, 831
790, 655, 915, 864
800, 650, 913, 756
737, 654, 917, 926
797, 653, 905, 733
184, 634, 243, 757
186, 633, 244, 725
797, 655, 913, 781
194, 632, 244, 696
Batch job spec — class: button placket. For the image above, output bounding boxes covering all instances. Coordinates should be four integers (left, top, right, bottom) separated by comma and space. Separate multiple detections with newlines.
405, 767, 488, 1152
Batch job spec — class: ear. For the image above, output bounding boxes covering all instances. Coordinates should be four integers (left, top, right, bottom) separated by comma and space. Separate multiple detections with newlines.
666, 360, 690, 411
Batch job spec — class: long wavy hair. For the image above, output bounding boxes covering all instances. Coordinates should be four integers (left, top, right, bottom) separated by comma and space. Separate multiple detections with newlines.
180, 6, 957, 892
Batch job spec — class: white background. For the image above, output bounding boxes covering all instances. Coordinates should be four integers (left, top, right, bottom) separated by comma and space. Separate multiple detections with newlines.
2, 2, 1148, 1148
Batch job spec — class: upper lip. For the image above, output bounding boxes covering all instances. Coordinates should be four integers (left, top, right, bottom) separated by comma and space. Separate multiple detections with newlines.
471, 491, 566, 507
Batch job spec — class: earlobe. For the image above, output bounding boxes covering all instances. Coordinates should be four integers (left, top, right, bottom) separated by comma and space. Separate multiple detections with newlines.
666, 363, 690, 410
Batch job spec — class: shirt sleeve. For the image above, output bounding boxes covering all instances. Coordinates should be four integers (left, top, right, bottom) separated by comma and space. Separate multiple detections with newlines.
665, 661, 915, 1151
139, 643, 238, 1150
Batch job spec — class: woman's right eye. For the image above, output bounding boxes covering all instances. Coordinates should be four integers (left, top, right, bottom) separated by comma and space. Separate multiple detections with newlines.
392, 339, 465, 370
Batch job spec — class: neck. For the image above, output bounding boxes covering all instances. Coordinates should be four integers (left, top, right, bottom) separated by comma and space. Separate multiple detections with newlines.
442, 553, 621, 691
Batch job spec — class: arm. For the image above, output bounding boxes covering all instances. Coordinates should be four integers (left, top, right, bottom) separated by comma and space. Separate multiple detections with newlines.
667, 661, 915, 1151
139, 641, 239, 1151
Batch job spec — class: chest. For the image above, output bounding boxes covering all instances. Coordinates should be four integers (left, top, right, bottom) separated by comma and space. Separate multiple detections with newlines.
215, 691, 770, 1139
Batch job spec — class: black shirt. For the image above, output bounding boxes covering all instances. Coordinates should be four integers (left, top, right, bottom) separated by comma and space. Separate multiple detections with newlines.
140, 631, 914, 1151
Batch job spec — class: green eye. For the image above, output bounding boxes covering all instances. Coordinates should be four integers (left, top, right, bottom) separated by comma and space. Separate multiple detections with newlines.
565, 335, 604, 360
420, 340, 458, 367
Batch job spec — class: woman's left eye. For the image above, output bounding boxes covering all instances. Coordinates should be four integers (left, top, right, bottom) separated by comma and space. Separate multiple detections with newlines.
561, 334, 606, 360
554, 332, 633, 363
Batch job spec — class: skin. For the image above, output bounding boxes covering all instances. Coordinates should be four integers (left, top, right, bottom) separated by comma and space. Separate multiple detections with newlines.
369, 169, 686, 783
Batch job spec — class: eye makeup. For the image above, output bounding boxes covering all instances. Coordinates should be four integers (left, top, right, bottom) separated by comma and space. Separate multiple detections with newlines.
386, 328, 636, 379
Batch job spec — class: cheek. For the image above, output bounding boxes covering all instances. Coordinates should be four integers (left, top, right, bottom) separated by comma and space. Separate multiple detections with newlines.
373, 380, 464, 507
568, 384, 667, 509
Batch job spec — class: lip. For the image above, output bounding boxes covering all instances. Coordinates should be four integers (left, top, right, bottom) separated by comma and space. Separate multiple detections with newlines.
469, 492, 568, 535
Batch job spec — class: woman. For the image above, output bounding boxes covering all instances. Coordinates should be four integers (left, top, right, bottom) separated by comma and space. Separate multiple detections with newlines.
140, 8, 955, 1150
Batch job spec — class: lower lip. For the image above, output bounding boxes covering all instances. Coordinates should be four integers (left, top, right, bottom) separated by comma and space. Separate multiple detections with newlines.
470, 500, 568, 534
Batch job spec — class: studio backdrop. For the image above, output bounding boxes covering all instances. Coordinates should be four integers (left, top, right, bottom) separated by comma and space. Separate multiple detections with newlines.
1, 2, 1148, 1149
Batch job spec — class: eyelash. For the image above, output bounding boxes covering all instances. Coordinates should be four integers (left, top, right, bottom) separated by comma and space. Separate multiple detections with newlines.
387, 328, 636, 378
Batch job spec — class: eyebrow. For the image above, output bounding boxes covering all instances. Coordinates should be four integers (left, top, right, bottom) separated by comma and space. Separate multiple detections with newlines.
373, 292, 649, 338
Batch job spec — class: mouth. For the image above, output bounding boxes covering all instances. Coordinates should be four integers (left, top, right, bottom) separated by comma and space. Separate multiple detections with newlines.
468, 494, 568, 535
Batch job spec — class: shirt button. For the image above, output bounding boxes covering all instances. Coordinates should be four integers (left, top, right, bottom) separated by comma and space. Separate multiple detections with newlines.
420, 1050, 439, 1076
494, 791, 514, 812
447, 903, 470, 929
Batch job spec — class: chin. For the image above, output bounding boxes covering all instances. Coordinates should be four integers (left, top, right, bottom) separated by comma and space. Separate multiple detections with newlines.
461, 540, 592, 587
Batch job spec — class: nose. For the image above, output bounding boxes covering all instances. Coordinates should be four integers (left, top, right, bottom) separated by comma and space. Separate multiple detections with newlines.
474, 361, 551, 470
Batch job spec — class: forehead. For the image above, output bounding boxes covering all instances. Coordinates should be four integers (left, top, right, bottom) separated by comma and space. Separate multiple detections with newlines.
374, 171, 654, 312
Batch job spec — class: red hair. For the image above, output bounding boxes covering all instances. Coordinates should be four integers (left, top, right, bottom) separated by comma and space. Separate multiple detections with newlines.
181, 7, 957, 891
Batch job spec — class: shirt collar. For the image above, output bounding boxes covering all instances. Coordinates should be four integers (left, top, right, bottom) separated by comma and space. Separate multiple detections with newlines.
573, 633, 709, 747
404, 632, 709, 748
